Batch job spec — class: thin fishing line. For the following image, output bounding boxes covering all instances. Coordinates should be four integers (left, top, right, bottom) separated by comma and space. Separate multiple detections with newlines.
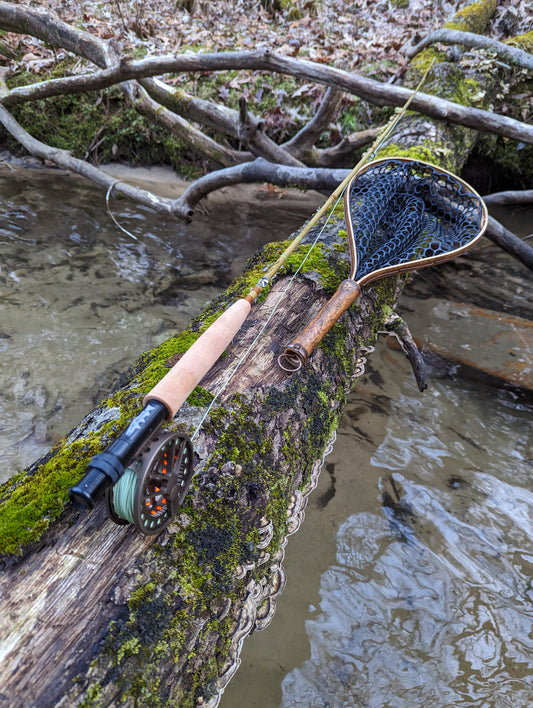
106, 180, 139, 241
110, 466, 137, 522
190, 189, 346, 442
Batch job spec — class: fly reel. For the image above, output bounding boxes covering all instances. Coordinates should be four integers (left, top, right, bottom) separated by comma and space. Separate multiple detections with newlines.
105, 431, 194, 536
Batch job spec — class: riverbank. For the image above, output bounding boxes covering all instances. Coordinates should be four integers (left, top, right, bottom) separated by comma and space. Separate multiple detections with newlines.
1, 0, 531, 185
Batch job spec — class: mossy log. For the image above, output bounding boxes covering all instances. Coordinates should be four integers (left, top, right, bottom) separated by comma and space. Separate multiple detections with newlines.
0, 2, 514, 706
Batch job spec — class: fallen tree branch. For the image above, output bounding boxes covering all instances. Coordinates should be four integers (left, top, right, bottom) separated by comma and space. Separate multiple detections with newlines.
0, 0, 110, 68
283, 86, 344, 157
2, 49, 533, 146
0, 103, 194, 219
403, 28, 533, 71
312, 127, 380, 167
140, 77, 244, 139
8, 82, 533, 246
483, 189, 533, 206
381, 313, 428, 392
126, 80, 247, 167
177, 157, 349, 211
238, 96, 304, 167
485, 214, 533, 270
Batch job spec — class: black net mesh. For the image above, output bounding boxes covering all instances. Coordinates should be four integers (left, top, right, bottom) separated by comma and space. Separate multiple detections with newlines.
347, 159, 485, 280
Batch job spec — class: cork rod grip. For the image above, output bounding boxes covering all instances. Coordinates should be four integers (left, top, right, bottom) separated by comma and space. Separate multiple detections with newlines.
281, 280, 361, 369
144, 298, 252, 417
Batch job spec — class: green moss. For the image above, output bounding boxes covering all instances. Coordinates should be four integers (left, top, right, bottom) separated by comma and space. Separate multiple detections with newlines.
374, 142, 458, 171
187, 386, 215, 407
0, 436, 100, 555
116, 637, 142, 663
506, 30, 533, 53
444, 0, 498, 33
0, 210, 376, 560
469, 134, 533, 188
284, 242, 346, 293
78, 683, 103, 708
2, 78, 194, 175
128, 582, 157, 610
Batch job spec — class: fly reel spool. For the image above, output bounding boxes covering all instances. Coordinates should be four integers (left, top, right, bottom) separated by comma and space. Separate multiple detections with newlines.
106, 431, 194, 536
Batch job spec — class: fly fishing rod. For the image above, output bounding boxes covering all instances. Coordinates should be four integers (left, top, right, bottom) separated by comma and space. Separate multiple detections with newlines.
69, 61, 486, 536
68, 79, 424, 527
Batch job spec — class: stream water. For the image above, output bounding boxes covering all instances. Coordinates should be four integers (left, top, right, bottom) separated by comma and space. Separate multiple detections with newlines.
1, 165, 532, 707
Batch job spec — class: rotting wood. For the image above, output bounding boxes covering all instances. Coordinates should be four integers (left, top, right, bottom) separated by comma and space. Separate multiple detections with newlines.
0, 2, 526, 707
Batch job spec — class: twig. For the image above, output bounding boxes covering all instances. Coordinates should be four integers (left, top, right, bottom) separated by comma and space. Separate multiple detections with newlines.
382, 313, 427, 392
283, 86, 344, 156
134, 76, 304, 167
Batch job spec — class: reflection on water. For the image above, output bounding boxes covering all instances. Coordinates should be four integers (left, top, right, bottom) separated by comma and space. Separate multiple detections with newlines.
222, 342, 533, 708
0, 170, 215, 475
287, 350, 532, 707
0, 167, 319, 478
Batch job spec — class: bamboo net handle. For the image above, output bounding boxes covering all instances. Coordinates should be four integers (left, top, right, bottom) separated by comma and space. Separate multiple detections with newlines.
144, 299, 252, 417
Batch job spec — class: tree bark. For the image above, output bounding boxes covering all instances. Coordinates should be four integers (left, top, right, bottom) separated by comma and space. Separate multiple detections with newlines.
403, 27, 533, 71
0, 2, 520, 707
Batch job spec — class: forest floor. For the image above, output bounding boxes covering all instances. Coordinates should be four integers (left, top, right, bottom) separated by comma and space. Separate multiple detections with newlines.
4, 0, 524, 80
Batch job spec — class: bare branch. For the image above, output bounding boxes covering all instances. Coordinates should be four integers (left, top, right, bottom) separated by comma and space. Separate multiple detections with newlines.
312, 127, 380, 168
140, 77, 243, 140
483, 189, 533, 206
178, 157, 349, 212
258, 51, 533, 146
2, 48, 532, 146
381, 313, 427, 392
238, 96, 304, 166
0, 103, 193, 219
485, 215, 533, 270
403, 28, 533, 71
1, 2, 531, 161
125, 80, 247, 167
283, 86, 344, 157
0, 1, 111, 68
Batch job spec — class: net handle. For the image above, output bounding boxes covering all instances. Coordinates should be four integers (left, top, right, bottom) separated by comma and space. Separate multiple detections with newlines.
278, 279, 361, 371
